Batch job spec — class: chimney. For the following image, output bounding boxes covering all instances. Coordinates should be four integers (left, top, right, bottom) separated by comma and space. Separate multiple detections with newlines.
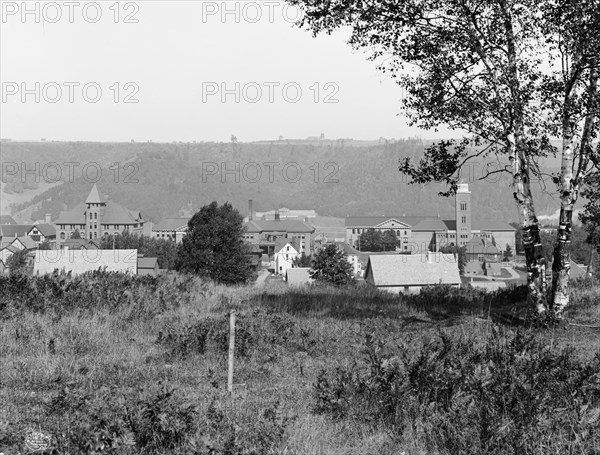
275, 209, 280, 221
248, 200, 253, 221
45, 213, 51, 224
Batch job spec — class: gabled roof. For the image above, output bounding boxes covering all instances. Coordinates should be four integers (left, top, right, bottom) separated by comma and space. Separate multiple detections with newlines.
274, 238, 300, 254
11, 236, 37, 250
153, 218, 190, 231
334, 242, 360, 255
0, 215, 17, 224
138, 257, 158, 269
245, 219, 314, 234
60, 238, 99, 250
55, 203, 87, 225
55, 201, 144, 226
412, 218, 450, 231
345, 215, 438, 228
85, 183, 104, 204
0, 224, 33, 238
30, 223, 56, 237
365, 253, 461, 287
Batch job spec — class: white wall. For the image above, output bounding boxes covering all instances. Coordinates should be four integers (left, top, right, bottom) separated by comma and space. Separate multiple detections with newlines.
34, 249, 137, 276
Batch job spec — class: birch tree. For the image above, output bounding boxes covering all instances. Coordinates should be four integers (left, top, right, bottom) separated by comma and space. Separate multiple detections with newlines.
289, 0, 599, 321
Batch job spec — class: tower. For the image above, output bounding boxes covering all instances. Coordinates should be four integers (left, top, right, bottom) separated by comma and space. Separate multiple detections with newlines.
85, 183, 106, 240
455, 183, 471, 246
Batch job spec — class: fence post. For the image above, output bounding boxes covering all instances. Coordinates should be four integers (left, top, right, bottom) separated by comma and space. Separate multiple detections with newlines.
227, 310, 236, 393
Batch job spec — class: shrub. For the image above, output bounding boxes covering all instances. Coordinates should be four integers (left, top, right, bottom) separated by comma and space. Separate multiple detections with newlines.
313, 327, 600, 454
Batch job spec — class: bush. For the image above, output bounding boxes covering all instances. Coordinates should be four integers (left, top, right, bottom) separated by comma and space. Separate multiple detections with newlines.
313, 327, 600, 454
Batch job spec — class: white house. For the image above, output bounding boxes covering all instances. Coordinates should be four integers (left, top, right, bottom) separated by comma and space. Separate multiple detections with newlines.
364, 252, 461, 294
274, 239, 301, 276
333, 242, 362, 277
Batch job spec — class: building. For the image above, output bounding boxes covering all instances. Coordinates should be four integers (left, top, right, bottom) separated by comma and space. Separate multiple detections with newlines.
244, 211, 315, 257
364, 252, 461, 294
33, 249, 138, 276
59, 239, 100, 250
345, 183, 516, 255
274, 239, 301, 276
286, 267, 313, 286
55, 184, 146, 242
137, 256, 159, 276
27, 223, 56, 245
152, 218, 189, 243
0, 224, 33, 248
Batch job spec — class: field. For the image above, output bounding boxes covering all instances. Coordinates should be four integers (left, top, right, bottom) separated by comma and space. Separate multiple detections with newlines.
1, 272, 600, 454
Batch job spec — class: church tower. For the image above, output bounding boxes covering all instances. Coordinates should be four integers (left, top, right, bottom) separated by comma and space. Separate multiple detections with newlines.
455, 183, 472, 246
85, 184, 106, 240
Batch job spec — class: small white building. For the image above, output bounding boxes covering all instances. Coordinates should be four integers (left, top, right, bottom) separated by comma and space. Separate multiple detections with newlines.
364, 252, 461, 294
34, 249, 138, 276
286, 267, 313, 286
152, 218, 189, 243
333, 242, 362, 277
274, 239, 301, 276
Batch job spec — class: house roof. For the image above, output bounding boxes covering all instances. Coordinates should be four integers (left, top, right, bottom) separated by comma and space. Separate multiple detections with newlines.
274, 238, 300, 254
0, 224, 33, 238
60, 238, 100, 250
245, 219, 315, 234
334, 242, 360, 255
55, 201, 144, 226
85, 184, 104, 204
412, 218, 450, 231
286, 267, 313, 285
11, 236, 37, 250
0, 215, 17, 224
138, 257, 158, 269
345, 215, 438, 228
30, 223, 56, 237
153, 218, 189, 231
365, 252, 461, 287
464, 238, 500, 255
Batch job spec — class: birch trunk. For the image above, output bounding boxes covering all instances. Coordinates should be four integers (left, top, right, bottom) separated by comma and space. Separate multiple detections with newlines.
510, 133, 548, 316
551, 63, 598, 318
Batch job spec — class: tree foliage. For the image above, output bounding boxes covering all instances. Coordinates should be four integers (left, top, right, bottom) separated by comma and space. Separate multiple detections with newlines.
357, 229, 399, 252
99, 231, 178, 270
7, 249, 29, 276
310, 244, 356, 286
175, 202, 254, 285
292, 253, 313, 268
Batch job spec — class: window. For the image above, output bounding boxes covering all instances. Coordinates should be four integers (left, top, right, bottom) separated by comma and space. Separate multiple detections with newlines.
460, 202, 467, 211
404, 230, 408, 235
89, 233, 92, 239
352, 229, 355, 234
397, 230, 400, 236
89, 212, 92, 219
94, 212, 97, 219
60, 232, 65, 240
94, 232, 97, 239
461, 216, 467, 223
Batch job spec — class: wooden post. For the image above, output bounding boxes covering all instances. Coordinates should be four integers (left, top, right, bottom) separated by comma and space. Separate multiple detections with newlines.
227, 310, 236, 393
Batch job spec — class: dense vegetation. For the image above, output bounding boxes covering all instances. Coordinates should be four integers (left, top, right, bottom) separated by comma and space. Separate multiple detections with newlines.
1, 271, 599, 454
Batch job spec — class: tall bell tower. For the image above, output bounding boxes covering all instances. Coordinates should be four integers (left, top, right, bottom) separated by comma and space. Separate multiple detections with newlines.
85, 184, 106, 240
455, 183, 472, 246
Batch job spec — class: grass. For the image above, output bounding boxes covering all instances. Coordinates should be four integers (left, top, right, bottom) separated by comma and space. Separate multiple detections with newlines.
1, 272, 599, 454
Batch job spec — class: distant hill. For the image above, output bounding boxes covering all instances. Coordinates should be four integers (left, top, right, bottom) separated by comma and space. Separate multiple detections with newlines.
2, 139, 563, 224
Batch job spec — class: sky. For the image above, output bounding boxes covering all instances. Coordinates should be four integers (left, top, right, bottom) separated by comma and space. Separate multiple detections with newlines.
0, 0, 454, 142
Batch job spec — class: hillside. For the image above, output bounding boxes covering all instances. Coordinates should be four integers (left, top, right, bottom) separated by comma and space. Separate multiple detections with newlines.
2, 139, 562, 224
